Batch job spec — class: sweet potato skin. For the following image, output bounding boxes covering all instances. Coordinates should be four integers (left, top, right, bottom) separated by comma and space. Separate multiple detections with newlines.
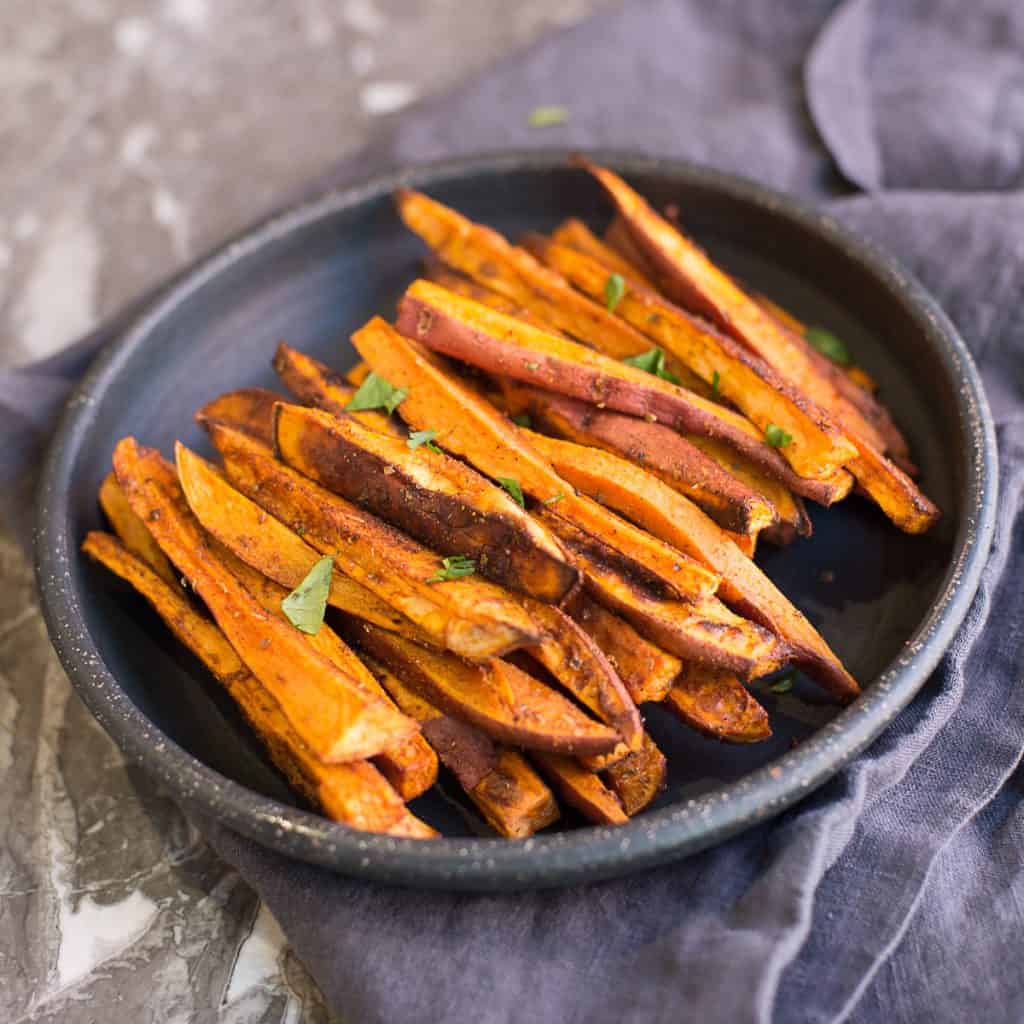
272, 343, 403, 437
397, 280, 801, 489
665, 664, 772, 743
82, 531, 432, 835
540, 510, 787, 680
603, 732, 667, 816
535, 435, 859, 701
526, 233, 858, 480
346, 620, 621, 757
114, 439, 418, 765
566, 595, 681, 704
209, 423, 542, 662
273, 401, 578, 604
505, 383, 778, 535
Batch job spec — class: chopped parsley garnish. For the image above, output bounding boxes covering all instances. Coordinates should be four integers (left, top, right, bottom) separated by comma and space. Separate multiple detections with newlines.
623, 346, 679, 384
427, 555, 476, 583
604, 273, 626, 312
528, 105, 569, 127
711, 370, 721, 397
805, 326, 852, 366
542, 492, 565, 506
764, 423, 793, 448
345, 372, 408, 414
407, 429, 442, 454
281, 556, 333, 635
511, 413, 533, 429
769, 672, 797, 695
497, 477, 526, 507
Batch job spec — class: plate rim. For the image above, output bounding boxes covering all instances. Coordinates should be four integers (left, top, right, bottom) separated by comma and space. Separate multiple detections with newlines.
34, 149, 999, 890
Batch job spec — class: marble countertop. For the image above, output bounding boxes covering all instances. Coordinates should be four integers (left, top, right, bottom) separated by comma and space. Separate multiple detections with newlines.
1, 2, 609, 1019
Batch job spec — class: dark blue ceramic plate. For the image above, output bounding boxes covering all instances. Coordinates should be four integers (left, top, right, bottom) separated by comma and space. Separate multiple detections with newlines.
35, 152, 997, 890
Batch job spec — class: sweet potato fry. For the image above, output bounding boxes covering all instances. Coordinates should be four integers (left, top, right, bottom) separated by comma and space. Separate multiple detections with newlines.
525, 234, 858, 480
603, 732, 667, 815
207, 423, 542, 661
211, 541, 438, 800
396, 279, 804, 488
99, 471, 180, 587
113, 438, 418, 764
539, 511, 786, 679
177, 434, 434, 642
350, 318, 717, 601
522, 596, 642, 751
81, 531, 432, 834
566, 595, 681, 704
395, 187, 659, 362
531, 753, 628, 825
196, 387, 281, 446
272, 343, 403, 437
579, 159, 939, 530
502, 383, 778, 535
551, 217, 656, 289
532, 434, 859, 700
273, 401, 578, 603
345, 620, 621, 757
664, 663, 772, 743
604, 214, 660, 280
366, 656, 560, 837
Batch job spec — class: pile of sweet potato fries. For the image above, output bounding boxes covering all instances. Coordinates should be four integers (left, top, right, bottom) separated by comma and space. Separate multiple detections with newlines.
83, 158, 940, 840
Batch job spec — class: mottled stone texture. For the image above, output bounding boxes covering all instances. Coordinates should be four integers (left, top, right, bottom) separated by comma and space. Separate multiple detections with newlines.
0, 1, 610, 1019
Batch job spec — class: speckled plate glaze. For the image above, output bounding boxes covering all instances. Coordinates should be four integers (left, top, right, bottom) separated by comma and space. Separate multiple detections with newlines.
35, 152, 997, 890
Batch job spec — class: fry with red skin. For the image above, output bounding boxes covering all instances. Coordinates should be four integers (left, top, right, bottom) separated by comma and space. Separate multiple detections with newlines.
397, 279, 804, 489
113, 438, 418, 764
525, 233, 857, 480
566, 595, 681, 704
207, 423, 542, 662
665, 664, 772, 743
346, 620, 621, 757
273, 401, 578, 604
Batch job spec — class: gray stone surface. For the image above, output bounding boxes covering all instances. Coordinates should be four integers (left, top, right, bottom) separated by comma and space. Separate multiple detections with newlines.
0, 1, 610, 1019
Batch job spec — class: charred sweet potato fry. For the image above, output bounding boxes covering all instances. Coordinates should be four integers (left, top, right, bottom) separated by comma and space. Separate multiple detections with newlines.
532, 434, 859, 701
578, 158, 938, 531
273, 401, 578, 603
551, 217, 656, 289
396, 279, 805, 488
603, 732, 667, 816
211, 541, 438, 800
531, 753, 628, 825
395, 187, 659, 363
522, 596, 642, 751
196, 387, 282, 446
367, 656, 559, 837
664, 663, 771, 743
346, 620, 620, 757
81, 531, 432, 834
113, 438, 418, 764
567, 595, 681, 704
176, 435, 434, 642
99, 471, 180, 587
539, 511, 786, 679
525, 234, 858, 480
272, 343, 403, 438
207, 423, 541, 661
502, 383, 779, 535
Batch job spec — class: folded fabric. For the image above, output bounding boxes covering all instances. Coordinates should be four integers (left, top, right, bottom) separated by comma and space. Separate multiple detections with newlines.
3, 1, 1022, 1021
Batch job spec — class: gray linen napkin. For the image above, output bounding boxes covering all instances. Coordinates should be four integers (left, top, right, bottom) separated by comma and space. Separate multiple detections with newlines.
5, 1, 1022, 1021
